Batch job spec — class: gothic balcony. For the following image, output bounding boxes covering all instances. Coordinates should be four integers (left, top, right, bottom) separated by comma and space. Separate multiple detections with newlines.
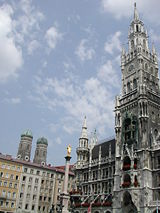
76, 147, 89, 153
102, 201, 112, 207
122, 164, 131, 171
70, 190, 82, 196
74, 203, 81, 208
134, 181, 138, 187
82, 203, 90, 207
122, 181, 131, 188
133, 163, 137, 169
92, 202, 101, 207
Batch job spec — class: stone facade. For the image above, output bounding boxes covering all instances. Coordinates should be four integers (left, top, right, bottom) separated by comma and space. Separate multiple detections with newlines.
33, 137, 48, 165
74, 4, 160, 213
114, 3, 160, 213
17, 130, 33, 162
74, 118, 115, 213
0, 130, 74, 213
0, 155, 22, 213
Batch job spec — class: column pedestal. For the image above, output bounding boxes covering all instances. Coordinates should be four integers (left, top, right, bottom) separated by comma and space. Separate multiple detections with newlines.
61, 156, 71, 213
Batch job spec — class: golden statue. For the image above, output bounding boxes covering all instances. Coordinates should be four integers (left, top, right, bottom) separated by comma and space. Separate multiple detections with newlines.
67, 144, 71, 157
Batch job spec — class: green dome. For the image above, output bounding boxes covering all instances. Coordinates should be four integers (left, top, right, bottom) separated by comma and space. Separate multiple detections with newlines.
37, 137, 48, 146
21, 129, 33, 138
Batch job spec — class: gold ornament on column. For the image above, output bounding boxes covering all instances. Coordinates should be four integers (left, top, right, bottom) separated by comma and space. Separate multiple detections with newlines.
67, 144, 71, 157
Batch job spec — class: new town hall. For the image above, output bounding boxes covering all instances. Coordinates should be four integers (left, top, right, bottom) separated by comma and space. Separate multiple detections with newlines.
73, 4, 160, 213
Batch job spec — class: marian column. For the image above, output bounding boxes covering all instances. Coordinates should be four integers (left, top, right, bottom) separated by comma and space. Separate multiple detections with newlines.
61, 145, 72, 213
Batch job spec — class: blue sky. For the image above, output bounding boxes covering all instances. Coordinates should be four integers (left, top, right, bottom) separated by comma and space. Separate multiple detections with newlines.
0, 0, 160, 165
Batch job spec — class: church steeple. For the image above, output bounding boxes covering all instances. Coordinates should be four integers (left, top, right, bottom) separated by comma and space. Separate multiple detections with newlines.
128, 3, 149, 53
81, 116, 88, 139
76, 117, 89, 168
121, 3, 159, 96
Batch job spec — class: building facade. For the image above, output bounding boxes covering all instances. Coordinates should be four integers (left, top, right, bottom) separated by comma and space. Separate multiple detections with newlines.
74, 117, 115, 213
74, 3, 160, 213
0, 155, 22, 213
114, 3, 160, 213
0, 131, 74, 213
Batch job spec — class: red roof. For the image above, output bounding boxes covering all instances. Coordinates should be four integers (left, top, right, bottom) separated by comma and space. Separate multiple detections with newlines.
0, 153, 74, 176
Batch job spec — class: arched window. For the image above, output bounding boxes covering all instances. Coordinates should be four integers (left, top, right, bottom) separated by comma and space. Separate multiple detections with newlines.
123, 156, 131, 165
123, 156, 131, 171
124, 174, 131, 182
150, 67, 153, 74
136, 25, 139, 32
131, 40, 134, 49
133, 79, 137, 89
127, 82, 131, 93
143, 39, 146, 48
145, 63, 148, 71
154, 129, 158, 138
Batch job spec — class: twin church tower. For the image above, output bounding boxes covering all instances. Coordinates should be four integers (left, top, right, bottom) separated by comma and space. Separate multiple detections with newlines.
17, 130, 48, 166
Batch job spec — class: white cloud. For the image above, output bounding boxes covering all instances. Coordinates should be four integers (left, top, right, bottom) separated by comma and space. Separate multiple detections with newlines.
0, 4, 23, 83
45, 26, 62, 50
49, 123, 59, 133
32, 58, 120, 137
4, 97, 21, 104
149, 29, 160, 44
55, 137, 62, 145
27, 40, 40, 55
104, 31, 121, 55
101, 0, 160, 25
101, 0, 133, 19
75, 39, 95, 61
14, 0, 44, 44
97, 60, 120, 88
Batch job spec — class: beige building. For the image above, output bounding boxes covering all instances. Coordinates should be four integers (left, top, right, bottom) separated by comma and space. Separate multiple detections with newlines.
0, 130, 74, 213
0, 155, 22, 213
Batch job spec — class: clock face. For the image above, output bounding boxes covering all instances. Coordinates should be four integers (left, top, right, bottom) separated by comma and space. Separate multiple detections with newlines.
128, 64, 134, 72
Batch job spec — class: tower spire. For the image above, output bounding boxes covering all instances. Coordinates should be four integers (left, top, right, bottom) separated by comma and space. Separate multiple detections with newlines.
81, 116, 88, 138
134, 2, 139, 21
152, 43, 156, 55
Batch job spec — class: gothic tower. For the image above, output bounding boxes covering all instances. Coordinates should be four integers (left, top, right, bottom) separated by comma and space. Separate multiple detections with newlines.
17, 130, 33, 161
33, 137, 48, 165
114, 3, 160, 213
76, 116, 89, 168
75, 117, 89, 191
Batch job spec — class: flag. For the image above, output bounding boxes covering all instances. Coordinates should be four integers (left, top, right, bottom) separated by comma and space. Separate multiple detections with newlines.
87, 204, 91, 213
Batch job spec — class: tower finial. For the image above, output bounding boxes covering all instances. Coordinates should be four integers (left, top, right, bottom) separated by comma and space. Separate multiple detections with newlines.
152, 43, 156, 55
81, 116, 88, 138
134, 2, 139, 21
134, 2, 136, 8
83, 115, 87, 128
